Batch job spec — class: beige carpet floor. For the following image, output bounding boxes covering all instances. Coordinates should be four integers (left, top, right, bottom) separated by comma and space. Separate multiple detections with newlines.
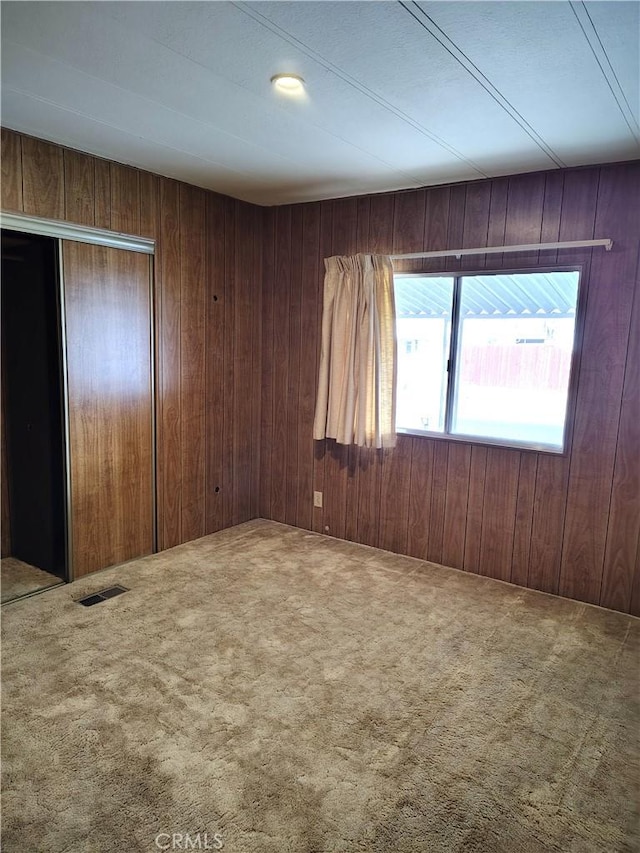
1, 555, 63, 603
1, 520, 638, 852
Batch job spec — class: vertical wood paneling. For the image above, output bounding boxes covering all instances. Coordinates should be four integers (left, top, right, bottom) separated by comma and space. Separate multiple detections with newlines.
222, 198, 237, 530
179, 185, 207, 542
600, 244, 640, 611
511, 452, 538, 588
323, 442, 348, 540
94, 159, 111, 230
344, 444, 360, 543
63, 149, 95, 226
368, 193, 395, 255
558, 168, 600, 242
461, 182, 491, 270
421, 186, 450, 274
486, 177, 508, 261
297, 204, 321, 532
537, 170, 564, 269
392, 189, 427, 281
1, 128, 23, 211
158, 179, 182, 548
504, 172, 545, 262
378, 436, 412, 554
139, 171, 161, 544
478, 448, 520, 581
312, 444, 326, 534
631, 546, 640, 618
285, 210, 303, 527
526, 170, 600, 596
21, 136, 63, 220
259, 160, 638, 614
139, 172, 159, 240
407, 439, 433, 559
393, 189, 426, 254
540, 171, 564, 245
552, 168, 602, 604
426, 442, 449, 564
260, 209, 276, 520
205, 193, 226, 534
110, 163, 140, 235
356, 450, 383, 548
64, 242, 153, 577
442, 443, 471, 569
463, 446, 487, 573
232, 202, 255, 526
271, 205, 291, 524
4, 131, 638, 614
250, 204, 263, 520
312, 202, 334, 534
529, 455, 570, 594
424, 186, 450, 250
3, 131, 262, 566
560, 165, 638, 604
446, 185, 466, 275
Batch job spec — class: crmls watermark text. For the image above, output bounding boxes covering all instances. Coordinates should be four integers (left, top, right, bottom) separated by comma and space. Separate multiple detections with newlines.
155, 831, 224, 850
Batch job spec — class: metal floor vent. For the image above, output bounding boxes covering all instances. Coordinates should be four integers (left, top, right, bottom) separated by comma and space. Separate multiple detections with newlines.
77, 585, 129, 607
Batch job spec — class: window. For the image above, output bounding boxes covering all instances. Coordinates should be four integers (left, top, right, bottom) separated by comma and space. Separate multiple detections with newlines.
394, 270, 580, 452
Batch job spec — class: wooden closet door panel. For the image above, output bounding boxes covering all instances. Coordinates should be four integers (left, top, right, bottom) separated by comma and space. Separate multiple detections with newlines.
63, 242, 154, 577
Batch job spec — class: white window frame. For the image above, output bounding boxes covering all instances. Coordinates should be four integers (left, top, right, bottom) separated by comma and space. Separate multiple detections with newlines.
394, 265, 584, 454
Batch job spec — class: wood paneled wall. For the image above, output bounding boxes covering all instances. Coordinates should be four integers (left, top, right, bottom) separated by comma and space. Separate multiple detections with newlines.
1, 128, 262, 552
3, 128, 638, 615
260, 163, 640, 615
63, 242, 154, 577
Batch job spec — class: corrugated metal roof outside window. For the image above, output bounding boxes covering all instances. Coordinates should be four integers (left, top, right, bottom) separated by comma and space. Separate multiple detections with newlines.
394, 271, 579, 319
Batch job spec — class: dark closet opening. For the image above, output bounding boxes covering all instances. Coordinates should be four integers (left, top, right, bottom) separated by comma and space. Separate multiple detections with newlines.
1, 230, 67, 581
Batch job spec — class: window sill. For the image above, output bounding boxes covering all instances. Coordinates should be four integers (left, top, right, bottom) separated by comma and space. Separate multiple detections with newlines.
396, 427, 568, 456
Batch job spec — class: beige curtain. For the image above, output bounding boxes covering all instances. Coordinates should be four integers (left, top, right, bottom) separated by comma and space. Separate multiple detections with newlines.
313, 253, 397, 449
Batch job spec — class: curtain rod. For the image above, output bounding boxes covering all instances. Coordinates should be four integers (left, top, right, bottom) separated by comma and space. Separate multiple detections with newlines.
390, 238, 612, 261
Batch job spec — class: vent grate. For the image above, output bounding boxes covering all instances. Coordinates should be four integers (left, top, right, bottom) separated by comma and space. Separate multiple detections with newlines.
77, 585, 129, 606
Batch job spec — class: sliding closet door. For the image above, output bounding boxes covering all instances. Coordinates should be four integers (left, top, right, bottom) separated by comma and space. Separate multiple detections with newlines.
63, 242, 154, 578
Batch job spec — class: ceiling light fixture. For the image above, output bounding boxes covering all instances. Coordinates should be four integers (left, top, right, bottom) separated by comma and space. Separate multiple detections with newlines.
271, 73, 305, 95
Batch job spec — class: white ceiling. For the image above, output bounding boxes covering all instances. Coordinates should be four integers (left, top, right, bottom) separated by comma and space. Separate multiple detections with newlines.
2, 1, 639, 206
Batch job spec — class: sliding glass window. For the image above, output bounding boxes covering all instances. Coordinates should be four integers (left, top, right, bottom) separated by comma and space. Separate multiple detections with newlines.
394, 270, 580, 452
